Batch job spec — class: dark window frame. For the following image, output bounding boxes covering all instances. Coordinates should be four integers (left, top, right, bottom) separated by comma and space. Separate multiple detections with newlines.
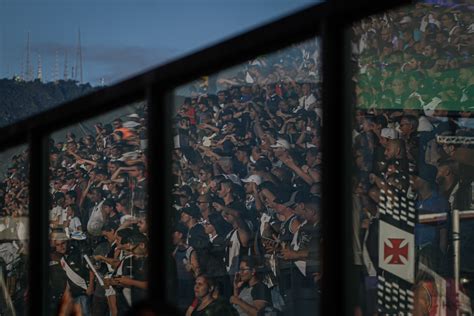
0, 0, 412, 314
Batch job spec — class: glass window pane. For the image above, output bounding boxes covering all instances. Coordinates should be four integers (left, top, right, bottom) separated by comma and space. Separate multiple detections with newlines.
48, 102, 148, 315
351, 1, 474, 314
0, 145, 29, 316
170, 37, 322, 315
0, 0, 320, 128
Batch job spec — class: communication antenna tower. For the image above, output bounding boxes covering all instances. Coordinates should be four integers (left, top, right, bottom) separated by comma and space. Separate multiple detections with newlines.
53, 50, 59, 82
24, 32, 33, 81
63, 50, 68, 80
37, 54, 42, 82
75, 28, 83, 84
19, 58, 24, 81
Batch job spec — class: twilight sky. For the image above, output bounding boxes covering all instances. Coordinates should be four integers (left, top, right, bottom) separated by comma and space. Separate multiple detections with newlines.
0, 0, 319, 86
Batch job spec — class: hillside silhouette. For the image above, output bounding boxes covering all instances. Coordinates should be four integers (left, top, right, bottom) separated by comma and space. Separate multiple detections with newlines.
0, 79, 96, 127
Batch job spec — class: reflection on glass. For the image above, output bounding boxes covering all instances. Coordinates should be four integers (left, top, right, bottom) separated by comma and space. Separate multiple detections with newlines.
48, 103, 148, 315
0, 146, 29, 316
171, 38, 322, 315
351, 1, 473, 315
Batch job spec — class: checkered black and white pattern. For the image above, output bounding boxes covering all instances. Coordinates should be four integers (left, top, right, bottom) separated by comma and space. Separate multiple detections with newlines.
377, 273, 415, 315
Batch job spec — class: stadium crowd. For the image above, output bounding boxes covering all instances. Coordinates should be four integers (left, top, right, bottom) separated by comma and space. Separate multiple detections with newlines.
0, 103, 149, 316
0, 1, 471, 316
351, 1, 474, 315
0, 38, 324, 315
170, 38, 323, 316
47, 105, 149, 316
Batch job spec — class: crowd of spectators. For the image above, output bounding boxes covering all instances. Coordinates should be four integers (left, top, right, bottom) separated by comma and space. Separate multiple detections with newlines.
0, 149, 29, 315
46, 105, 150, 316
0, 1, 472, 315
351, 1, 474, 315
0, 103, 150, 316
171, 38, 323, 316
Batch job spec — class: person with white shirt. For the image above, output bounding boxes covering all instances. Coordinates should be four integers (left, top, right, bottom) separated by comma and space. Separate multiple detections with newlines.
50, 192, 68, 227
296, 83, 317, 113
87, 188, 106, 237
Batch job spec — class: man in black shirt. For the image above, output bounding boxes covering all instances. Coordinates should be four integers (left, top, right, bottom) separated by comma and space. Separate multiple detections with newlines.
103, 198, 122, 228
110, 232, 148, 315
180, 204, 209, 251
91, 222, 120, 316
50, 230, 94, 316
49, 232, 69, 315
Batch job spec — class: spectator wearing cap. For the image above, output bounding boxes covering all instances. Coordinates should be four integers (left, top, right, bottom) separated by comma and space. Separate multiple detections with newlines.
201, 212, 232, 299
411, 164, 449, 252
180, 204, 209, 254
49, 230, 69, 314
123, 114, 141, 129
242, 174, 262, 212
53, 228, 93, 316
172, 223, 199, 312
277, 195, 321, 314
271, 192, 301, 285
380, 128, 399, 147
271, 138, 291, 162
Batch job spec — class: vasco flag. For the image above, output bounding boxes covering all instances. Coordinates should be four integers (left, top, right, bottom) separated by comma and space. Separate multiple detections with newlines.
379, 220, 415, 283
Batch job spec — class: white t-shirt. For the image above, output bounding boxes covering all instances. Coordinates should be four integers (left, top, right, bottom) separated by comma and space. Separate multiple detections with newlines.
298, 94, 317, 112
50, 205, 67, 224
68, 216, 82, 232
87, 200, 105, 236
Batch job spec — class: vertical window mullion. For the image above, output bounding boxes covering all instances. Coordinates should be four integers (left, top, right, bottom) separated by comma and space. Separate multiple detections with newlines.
28, 130, 50, 316
147, 84, 176, 308
321, 16, 353, 316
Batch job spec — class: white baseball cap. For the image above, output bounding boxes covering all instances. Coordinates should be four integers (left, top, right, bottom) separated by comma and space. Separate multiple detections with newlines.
241, 174, 262, 186
270, 138, 291, 150
381, 128, 399, 140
